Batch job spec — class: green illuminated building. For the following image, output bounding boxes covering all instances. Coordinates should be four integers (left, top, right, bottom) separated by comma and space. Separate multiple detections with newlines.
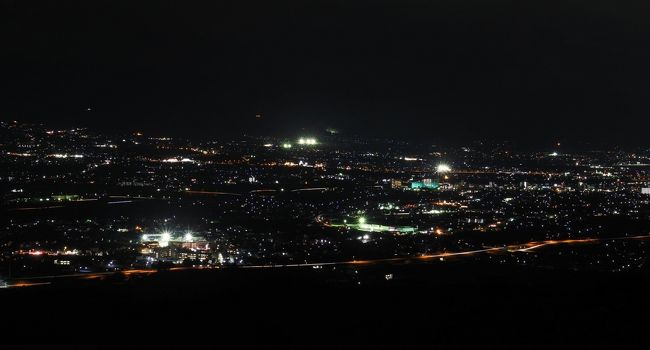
410, 179, 439, 189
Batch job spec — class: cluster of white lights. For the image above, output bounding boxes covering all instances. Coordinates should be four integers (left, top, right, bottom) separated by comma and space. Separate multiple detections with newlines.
298, 138, 317, 145
50, 153, 84, 159
141, 230, 195, 247
160, 231, 171, 247
163, 158, 194, 163
436, 164, 451, 173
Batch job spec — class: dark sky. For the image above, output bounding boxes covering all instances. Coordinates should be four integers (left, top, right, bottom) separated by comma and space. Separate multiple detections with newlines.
2, 0, 650, 146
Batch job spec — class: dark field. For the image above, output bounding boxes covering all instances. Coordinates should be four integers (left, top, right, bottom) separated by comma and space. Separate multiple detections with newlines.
2, 261, 649, 348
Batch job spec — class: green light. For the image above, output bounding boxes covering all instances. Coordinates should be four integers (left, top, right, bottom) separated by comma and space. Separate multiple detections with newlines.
358, 217, 366, 225
411, 181, 439, 190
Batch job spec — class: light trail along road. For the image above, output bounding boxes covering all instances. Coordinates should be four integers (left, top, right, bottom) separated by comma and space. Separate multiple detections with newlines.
5, 234, 649, 288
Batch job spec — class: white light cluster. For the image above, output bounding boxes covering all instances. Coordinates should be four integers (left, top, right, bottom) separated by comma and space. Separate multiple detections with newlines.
163, 157, 194, 163
50, 154, 84, 159
436, 164, 451, 173
298, 138, 317, 145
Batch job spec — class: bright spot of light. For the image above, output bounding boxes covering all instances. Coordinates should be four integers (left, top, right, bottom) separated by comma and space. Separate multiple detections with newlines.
298, 138, 317, 145
159, 231, 171, 247
436, 164, 451, 173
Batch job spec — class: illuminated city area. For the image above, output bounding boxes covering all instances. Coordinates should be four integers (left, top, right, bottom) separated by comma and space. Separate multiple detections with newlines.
3, 120, 650, 281
4, 121, 650, 345
4, 0, 650, 346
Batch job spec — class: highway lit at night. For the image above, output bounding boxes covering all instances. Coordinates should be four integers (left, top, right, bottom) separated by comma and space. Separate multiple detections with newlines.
7, 234, 650, 288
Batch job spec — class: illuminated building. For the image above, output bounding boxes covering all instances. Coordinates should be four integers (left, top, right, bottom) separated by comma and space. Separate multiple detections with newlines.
178, 251, 211, 262
141, 231, 208, 249
411, 179, 439, 190
176, 240, 210, 250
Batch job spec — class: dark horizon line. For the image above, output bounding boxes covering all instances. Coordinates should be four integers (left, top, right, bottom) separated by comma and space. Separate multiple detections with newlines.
3, 117, 647, 153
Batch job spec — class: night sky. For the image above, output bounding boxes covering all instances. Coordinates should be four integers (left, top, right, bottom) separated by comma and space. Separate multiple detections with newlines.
2, 0, 650, 146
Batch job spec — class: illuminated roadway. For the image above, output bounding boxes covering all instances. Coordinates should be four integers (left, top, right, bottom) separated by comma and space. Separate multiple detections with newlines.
5, 234, 650, 288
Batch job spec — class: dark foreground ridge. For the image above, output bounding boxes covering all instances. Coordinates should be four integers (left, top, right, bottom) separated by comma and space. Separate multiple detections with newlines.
2, 261, 649, 347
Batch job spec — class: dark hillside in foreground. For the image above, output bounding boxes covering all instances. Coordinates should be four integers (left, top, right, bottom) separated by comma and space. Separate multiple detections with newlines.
2, 261, 649, 347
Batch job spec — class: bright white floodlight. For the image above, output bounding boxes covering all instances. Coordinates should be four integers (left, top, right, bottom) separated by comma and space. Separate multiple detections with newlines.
436, 164, 451, 173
